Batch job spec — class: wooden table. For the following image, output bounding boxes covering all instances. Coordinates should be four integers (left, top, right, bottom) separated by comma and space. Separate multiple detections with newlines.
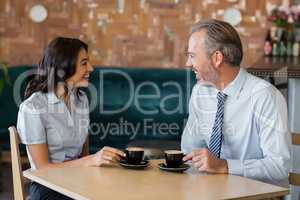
23, 160, 289, 200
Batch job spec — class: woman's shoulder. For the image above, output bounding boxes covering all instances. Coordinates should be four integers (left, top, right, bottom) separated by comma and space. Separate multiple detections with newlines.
19, 92, 48, 114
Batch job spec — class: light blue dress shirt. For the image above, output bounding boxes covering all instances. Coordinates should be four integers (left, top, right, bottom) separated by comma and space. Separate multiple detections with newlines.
17, 90, 89, 170
181, 68, 292, 187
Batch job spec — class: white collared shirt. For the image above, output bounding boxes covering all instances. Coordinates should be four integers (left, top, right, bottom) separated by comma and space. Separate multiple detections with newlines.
17, 90, 89, 170
181, 68, 292, 187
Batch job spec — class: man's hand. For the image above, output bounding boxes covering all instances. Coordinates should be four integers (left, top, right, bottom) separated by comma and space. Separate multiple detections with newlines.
183, 148, 228, 174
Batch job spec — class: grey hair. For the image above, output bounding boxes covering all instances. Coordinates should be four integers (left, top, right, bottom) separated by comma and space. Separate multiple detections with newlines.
191, 19, 243, 67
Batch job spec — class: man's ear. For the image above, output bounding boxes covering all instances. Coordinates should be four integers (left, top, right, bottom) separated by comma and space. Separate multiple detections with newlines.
212, 50, 224, 69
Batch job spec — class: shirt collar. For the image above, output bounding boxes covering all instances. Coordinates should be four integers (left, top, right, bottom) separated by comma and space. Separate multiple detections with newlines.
222, 68, 247, 99
47, 89, 78, 104
47, 92, 61, 104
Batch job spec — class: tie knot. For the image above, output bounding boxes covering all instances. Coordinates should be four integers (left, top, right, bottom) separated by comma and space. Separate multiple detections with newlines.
217, 92, 227, 102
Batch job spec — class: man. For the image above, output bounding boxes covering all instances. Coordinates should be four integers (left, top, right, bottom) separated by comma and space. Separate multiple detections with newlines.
181, 19, 291, 187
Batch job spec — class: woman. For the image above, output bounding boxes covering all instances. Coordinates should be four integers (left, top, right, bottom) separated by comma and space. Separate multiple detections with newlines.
17, 37, 125, 200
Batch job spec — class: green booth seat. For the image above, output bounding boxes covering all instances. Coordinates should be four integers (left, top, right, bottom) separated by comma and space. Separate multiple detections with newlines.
85, 67, 196, 158
0, 66, 196, 159
0, 66, 34, 153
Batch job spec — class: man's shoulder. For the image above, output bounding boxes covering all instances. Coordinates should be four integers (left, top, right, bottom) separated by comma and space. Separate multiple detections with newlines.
242, 71, 286, 109
243, 70, 277, 96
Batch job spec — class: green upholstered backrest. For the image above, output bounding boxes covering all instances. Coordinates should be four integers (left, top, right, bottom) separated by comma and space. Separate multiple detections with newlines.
0, 66, 196, 153
84, 67, 196, 152
0, 66, 33, 150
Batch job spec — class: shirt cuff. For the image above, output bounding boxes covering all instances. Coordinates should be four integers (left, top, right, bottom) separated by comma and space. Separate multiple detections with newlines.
226, 159, 244, 175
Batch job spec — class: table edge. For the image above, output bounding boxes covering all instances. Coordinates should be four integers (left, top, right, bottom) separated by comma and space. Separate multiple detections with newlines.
23, 169, 89, 200
22, 164, 290, 200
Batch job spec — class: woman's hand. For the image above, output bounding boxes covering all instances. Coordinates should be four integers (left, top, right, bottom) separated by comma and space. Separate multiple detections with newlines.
87, 146, 126, 167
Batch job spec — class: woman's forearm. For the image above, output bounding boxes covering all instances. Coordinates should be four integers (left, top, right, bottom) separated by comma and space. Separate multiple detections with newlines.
36, 155, 94, 170
28, 144, 124, 170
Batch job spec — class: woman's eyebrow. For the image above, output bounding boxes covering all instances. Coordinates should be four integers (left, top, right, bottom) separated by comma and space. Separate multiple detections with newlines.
80, 58, 88, 63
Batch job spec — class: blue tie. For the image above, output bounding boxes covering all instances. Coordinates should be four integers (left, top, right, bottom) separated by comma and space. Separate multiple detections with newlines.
209, 92, 227, 158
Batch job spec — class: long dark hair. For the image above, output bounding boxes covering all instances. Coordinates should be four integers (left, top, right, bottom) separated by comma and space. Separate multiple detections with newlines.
25, 37, 88, 99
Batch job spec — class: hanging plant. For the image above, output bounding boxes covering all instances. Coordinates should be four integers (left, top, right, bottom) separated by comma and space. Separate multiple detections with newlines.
268, 8, 289, 28
0, 62, 11, 95
291, 5, 300, 28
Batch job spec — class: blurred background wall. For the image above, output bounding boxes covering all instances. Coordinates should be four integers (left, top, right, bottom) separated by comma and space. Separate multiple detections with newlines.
0, 0, 290, 68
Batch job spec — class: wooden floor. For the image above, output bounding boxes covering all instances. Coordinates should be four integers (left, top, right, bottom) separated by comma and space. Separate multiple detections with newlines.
0, 163, 30, 200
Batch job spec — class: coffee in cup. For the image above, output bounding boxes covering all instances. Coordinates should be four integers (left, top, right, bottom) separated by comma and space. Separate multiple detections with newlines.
164, 150, 184, 168
125, 147, 144, 165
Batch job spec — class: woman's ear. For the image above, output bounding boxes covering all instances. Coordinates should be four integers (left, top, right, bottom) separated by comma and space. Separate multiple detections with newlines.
211, 51, 224, 69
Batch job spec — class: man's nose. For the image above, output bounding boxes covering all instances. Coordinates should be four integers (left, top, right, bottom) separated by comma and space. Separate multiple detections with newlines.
185, 59, 192, 68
